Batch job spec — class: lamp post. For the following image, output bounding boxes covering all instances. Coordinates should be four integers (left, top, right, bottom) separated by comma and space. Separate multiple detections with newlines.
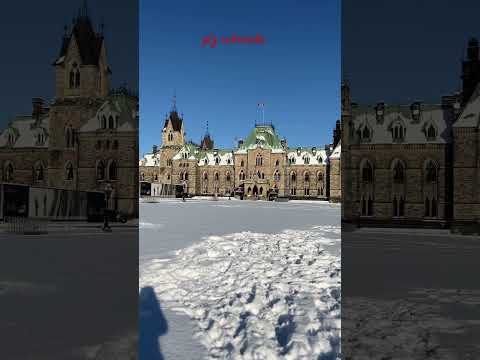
103, 182, 113, 232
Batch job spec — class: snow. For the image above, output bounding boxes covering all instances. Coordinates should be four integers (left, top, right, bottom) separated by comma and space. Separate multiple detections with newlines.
140, 199, 340, 359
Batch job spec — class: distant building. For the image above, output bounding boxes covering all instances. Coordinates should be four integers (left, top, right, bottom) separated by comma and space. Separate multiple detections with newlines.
0, 4, 138, 218
140, 104, 340, 200
342, 38, 480, 226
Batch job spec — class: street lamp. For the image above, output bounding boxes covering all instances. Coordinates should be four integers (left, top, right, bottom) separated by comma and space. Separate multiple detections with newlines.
103, 181, 113, 232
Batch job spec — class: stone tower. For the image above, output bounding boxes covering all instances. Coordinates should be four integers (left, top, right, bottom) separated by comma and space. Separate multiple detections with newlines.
48, 4, 110, 190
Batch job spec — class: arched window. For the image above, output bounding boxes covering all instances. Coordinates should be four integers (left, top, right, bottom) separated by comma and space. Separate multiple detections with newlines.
108, 116, 114, 129
393, 161, 405, 183
65, 162, 74, 180
426, 124, 436, 140
318, 172, 324, 182
34, 162, 44, 181
361, 161, 373, 183
304, 156, 310, 165
256, 155, 263, 166
115, 116, 119, 129
69, 70, 75, 88
102, 116, 107, 129
239, 170, 245, 181
362, 126, 370, 140
291, 172, 296, 182
168, 131, 173, 142
226, 172, 231, 182
141, 173, 145, 181
215, 157, 220, 165
274, 170, 280, 181
214, 172, 219, 181
96, 161, 105, 180
304, 172, 310, 182
203, 172, 208, 180
425, 161, 437, 182
75, 69, 80, 88
240, 160, 244, 167
275, 160, 279, 167
392, 124, 405, 141
4, 162, 14, 182
317, 156, 323, 163
109, 160, 117, 180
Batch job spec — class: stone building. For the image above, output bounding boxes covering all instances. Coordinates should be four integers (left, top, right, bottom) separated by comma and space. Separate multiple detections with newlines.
342, 37, 480, 226
0, 6, 138, 218
140, 105, 340, 200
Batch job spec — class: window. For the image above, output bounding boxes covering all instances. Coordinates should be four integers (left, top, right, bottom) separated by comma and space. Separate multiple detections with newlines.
204, 159, 208, 165
113, 140, 119, 149
65, 127, 74, 148
275, 160, 279, 167
256, 155, 263, 166
289, 157, 296, 165
109, 161, 117, 180
317, 156, 323, 163
362, 126, 370, 140
108, 116, 114, 129
65, 162, 74, 180
102, 116, 107, 129
392, 124, 405, 141
168, 131, 173, 142
115, 116, 119, 129
215, 157, 220, 165
304, 172, 310, 182
97, 161, 105, 180
318, 172, 323, 182
425, 161, 437, 182
240, 160, 244, 167
239, 170, 245, 181
274, 170, 280, 181
75, 69, 80, 88
393, 161, 405, 183
214, 172, 219, 181
426, 124, 436, 140
167, 159, 173, 166
361, 195, 374, 216
361, 162, 373, 183
4, 162, 13, 182
34, 163, 44, 181
226, 173, 231, 182
304, 156, 310, 165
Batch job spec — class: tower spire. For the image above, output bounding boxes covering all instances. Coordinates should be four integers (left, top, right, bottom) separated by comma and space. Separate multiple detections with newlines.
172, 89, 177, 112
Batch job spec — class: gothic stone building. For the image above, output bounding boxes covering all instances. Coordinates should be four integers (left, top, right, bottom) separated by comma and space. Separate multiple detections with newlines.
342, 38, 480, 226
0, 8, 138, 218
140, 107, 341, 200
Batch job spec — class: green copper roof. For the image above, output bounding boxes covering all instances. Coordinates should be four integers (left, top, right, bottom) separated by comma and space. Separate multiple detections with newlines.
240, 125, 283, 150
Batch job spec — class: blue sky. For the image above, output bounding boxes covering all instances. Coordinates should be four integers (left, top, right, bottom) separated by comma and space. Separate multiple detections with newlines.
140, 0, 340, 155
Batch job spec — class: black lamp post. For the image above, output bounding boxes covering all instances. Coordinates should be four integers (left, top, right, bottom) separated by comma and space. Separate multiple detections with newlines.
103, 182, 113, 232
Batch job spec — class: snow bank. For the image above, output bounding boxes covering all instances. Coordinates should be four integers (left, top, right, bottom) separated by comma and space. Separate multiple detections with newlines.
140, 225, 341, 359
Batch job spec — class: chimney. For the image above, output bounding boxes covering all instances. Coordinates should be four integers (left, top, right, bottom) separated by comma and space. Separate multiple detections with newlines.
32, 97, 44, 121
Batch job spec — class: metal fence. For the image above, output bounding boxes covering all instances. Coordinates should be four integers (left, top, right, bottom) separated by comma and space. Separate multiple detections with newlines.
4, 217, 49, 235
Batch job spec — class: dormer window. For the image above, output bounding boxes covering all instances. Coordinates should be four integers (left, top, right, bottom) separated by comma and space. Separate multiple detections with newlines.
204, 159, 208, 165
425, 124, 436, 141
297, 148, 301, 155
312, 147, 316, 155
392, 124, 405, 142
168, 131, 173, 142
303, 156, 310, 164
317, 156, 323, 163
289, 157, 296, 165
215, 157, 220, 165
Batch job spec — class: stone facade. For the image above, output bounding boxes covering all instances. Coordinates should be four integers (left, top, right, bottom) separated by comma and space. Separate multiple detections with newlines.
140, 109, 341, 200
342, 38, 480, 226
0, 8, 138, 218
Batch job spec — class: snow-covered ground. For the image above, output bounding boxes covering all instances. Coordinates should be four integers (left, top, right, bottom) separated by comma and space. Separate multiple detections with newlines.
140, 199, 340, 359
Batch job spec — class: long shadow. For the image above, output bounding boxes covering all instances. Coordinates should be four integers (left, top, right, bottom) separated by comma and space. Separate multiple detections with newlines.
139, 286, 168, 360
